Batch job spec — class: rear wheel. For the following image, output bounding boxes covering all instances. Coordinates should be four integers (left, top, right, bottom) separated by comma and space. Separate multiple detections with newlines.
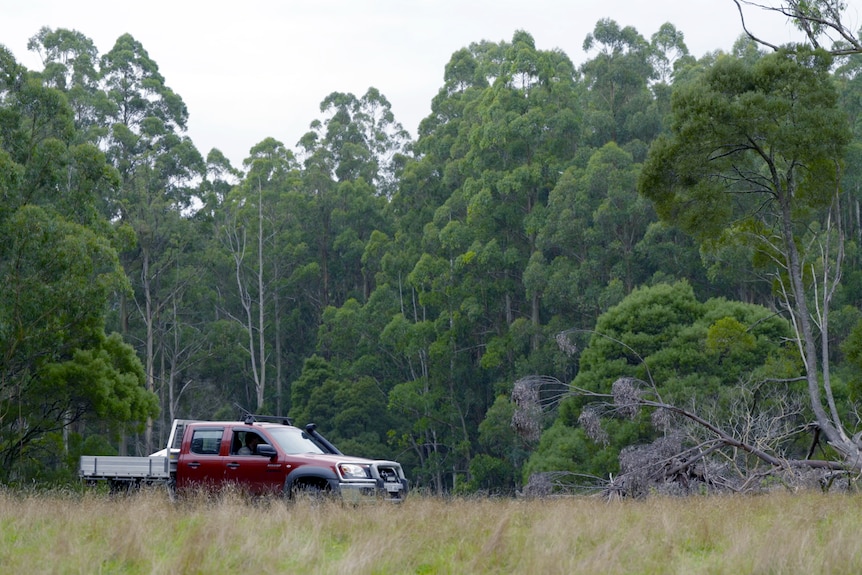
108, 479, 140, 495
165, 478, 177, 502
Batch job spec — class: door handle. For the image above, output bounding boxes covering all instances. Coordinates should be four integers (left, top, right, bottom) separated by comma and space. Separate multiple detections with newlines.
227, 462, 240, 469
187, 462, 200, 469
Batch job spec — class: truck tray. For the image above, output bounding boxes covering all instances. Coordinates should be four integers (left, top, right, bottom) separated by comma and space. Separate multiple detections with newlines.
79, 456, 170, 479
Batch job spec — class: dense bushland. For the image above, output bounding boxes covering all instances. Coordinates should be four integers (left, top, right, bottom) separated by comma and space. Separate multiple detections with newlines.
5, 2, 862, 494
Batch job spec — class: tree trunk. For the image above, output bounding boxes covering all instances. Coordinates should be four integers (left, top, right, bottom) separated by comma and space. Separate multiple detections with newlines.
778, 181, 856, 461
274, 285, 283, 416
256, 182, 266, 411
143, 246, 155, 455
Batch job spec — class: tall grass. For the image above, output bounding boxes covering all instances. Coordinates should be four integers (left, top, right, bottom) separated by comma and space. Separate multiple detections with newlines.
2, 488, 862, 574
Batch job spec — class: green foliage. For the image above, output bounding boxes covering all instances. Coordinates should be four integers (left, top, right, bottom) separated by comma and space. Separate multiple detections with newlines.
40, 332, 157, 422
0, 46, 157, 480
536, 142, 658, 325
458, 454, 516, 494
288, 356, 395, 459
639, 47, 849, 244
526, 282, 797, 481
523, 420, 619, 480
637, 42, 858, 466
581, 19, 662, 149
841, 319, 862, 400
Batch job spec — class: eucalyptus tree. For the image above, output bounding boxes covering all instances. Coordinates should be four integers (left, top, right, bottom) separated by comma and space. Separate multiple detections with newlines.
375, 42, 493, 492
834, 54, 862, 256
532, 142, 654, 327
649, 23, 692, 86
580, 19, 660, 152
292, 327, 395, 458
215, 137, 303, 412
639, 48, 859, 467
26, 27, 108, 146
819, 53, 862, 380
462, 31, 582, 332
0, 47, 157, 479
99, 33, 204, 451
198, 148, 242, 218
648, 23, 694, 140
310, 88, 410, 197
297, 88, 399, 309
384, 43, 496, 314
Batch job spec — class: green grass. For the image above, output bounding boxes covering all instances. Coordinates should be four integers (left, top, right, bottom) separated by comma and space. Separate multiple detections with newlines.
2, 488, 862, 574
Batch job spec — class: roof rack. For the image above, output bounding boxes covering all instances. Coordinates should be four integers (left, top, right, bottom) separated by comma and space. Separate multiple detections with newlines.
242, 414, 293, 426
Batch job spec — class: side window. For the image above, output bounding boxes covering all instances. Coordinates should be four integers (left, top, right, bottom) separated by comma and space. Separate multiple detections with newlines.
234, 431, 266, 455
190, 429, 223, 455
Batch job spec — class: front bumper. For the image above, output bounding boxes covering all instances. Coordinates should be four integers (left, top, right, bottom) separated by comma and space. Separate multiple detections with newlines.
337, 477, 408, 503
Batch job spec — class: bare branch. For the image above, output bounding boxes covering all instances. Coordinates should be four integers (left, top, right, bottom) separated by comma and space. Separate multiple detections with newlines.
733, 0, 783, 51
518, 371, 858, 498
732, 0, 862, 54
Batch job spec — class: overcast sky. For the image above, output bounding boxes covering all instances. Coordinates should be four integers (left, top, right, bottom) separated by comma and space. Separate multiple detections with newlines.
1, 0, 843, 169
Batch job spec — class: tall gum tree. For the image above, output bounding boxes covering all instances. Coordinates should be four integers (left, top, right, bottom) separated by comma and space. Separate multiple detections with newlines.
100, 33, 204, 452
638, 47, 859, 464
27, 27, 107, 145
219, 137, 301, 411
580, 19, 659, 150
534, 142, 654, 327
298, 88, 402, 309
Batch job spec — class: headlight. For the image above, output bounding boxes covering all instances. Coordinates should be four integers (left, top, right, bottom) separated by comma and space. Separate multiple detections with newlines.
338, 463, 370, 480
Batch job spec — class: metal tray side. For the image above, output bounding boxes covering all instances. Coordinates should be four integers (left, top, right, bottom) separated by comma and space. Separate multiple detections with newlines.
79, 456, 170, 479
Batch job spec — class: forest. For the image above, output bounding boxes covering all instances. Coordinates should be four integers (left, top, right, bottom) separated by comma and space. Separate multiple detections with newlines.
4, 1, 862, 495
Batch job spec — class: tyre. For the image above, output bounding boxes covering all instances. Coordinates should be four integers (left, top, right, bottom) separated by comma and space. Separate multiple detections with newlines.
289, 480, 333, 503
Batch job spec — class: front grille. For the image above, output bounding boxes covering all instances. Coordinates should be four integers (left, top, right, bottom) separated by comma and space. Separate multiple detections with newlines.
377, 466, 399, 483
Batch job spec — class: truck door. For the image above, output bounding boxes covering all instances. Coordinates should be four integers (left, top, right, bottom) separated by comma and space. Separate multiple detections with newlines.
225, 428, 284, 495
177, 426, 226, 491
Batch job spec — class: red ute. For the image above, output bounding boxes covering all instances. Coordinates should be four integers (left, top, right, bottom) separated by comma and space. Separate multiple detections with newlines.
174, 419, 408, 502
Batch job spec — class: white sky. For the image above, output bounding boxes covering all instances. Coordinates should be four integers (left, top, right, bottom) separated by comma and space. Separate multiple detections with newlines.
0, 0, 847, 170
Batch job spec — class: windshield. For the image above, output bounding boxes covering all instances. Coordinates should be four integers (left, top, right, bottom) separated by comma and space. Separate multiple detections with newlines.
267, 427, 326, 455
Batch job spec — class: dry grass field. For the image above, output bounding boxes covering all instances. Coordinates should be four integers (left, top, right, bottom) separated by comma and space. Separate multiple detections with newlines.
2, 487, 862, 574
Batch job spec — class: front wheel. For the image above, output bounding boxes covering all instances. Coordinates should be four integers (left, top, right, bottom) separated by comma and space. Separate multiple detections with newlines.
288, 480, 333, 503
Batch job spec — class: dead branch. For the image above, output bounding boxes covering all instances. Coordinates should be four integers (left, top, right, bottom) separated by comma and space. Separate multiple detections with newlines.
516, 373, 858, 498
732, 0, 862, 55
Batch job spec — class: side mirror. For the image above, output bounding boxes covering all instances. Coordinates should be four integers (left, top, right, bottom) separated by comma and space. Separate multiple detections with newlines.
257, 444, 277, 458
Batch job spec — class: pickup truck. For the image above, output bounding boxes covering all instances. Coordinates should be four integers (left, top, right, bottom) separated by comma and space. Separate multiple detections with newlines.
79, 416, 408, 502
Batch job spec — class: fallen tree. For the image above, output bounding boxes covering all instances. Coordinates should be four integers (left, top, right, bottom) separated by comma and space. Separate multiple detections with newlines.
514, 369, 861, 498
